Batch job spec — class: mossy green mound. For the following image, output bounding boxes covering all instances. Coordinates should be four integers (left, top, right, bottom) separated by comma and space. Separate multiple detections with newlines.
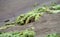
47, 33, 60, 37
0, 29, 35, 37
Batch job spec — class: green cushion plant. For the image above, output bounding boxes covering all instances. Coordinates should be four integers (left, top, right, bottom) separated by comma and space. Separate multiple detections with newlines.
0, 4, 60, 30
0, 28, 35, 37
47, 33, 60, 37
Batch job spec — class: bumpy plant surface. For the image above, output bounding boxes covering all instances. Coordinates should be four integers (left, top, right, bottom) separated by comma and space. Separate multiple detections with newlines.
0, 4, 60, 30
0, 29, 35, 37
15, 12, 43, 25
15, 4, 60, 25
47, 33, 60, 37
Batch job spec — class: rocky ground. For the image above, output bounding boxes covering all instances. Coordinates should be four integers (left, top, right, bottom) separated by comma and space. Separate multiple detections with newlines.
0, 0, 60, 37
0, 13, 60, 37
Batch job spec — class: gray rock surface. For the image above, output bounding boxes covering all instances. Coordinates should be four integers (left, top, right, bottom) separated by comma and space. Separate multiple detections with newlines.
0, 13, 60, 37
0, 0, 60, 37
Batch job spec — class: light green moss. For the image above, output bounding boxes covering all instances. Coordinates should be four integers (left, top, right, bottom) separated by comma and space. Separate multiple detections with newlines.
0, 29, 35, 37
47, 33, 60, 37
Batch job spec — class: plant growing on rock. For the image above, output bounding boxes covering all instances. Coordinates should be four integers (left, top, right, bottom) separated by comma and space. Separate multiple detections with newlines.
1, 4, 60, 26
47, 33, 60, 37
15, 4, 60, 25
0, 28, 35, 37
15, 12, 43, 25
